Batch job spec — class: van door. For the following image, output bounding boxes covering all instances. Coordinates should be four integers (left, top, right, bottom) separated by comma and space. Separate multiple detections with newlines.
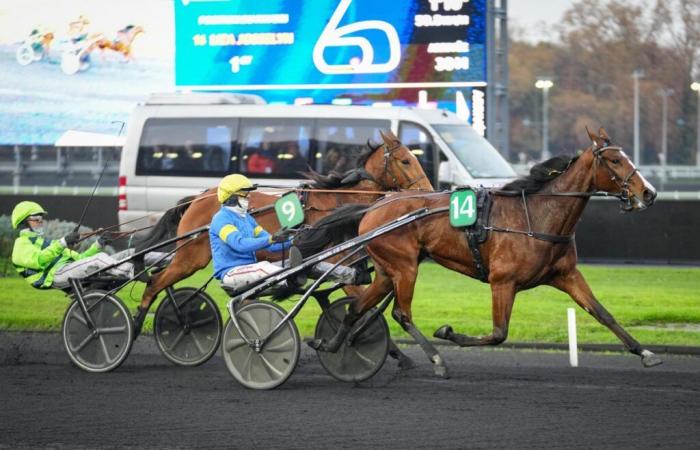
136, 117, 238, 214
314, 119, 391, 174
398, 121, 437, 187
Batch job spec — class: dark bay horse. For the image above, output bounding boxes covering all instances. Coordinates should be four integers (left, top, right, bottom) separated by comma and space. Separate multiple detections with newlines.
304, 128, 661, 377
134, 131, 433, 339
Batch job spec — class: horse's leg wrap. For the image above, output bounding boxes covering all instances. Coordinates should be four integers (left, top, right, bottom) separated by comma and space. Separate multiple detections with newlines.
388, 341, 416, 370
308, 321, 352, 353
308, 308, 359, 353
132, 306, 148, 339
434, 325, 504, 347
393, 310, 448, 378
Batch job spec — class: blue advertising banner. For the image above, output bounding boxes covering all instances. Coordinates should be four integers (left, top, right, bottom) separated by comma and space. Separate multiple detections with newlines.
175, 0, 487, 95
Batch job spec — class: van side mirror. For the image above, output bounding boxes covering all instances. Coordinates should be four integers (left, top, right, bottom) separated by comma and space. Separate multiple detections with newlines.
439, 151, 448, 162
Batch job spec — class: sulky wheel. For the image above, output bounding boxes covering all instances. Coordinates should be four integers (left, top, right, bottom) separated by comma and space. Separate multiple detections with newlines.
221, 301, 300, 390
314, 297, 390, 383
15, 44, 35, 65
154, 288, 222, 367
62, 290, 133, 373
60, 52, 81, 75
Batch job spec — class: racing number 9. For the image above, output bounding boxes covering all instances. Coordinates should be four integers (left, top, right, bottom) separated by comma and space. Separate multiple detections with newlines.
274, 193, 304, 229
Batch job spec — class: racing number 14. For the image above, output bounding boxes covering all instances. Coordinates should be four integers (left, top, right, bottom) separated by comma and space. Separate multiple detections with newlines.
449, 190, 477, 227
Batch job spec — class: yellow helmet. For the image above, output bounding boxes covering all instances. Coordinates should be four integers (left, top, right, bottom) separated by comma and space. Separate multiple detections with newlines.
217, 174, 255, 203
11, 201, 47, 229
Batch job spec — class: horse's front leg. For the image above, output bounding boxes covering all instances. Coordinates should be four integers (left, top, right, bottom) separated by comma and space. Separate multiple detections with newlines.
434, 281, 516, 347
550, 269, 662, 367
134, 238, 212, 337
390, 271, 449, 378
308, 271, 392, 353
341, 284, 415, 369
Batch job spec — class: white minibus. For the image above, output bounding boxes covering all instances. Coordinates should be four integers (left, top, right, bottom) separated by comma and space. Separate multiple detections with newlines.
118, 92, 516, 230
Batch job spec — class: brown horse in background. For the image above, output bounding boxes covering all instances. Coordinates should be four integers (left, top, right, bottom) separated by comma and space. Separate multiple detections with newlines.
305, 128, 661, 377
95, 25, 144, 61
133, 131, 433, 346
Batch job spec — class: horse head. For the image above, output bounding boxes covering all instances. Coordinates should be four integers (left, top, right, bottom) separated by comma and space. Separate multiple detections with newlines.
362, 130, 433, 191
586, 127, 656, 211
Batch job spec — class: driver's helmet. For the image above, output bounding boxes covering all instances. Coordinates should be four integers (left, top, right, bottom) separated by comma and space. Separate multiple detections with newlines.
217, 174, 256, 204
11, 201, 47, 229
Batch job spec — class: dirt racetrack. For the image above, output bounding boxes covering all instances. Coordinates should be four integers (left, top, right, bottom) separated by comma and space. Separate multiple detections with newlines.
1, 332, 699, 449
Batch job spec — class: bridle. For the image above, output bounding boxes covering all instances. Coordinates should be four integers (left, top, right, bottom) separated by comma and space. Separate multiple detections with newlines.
380, 141, 427, 190
591, 143, 639, 211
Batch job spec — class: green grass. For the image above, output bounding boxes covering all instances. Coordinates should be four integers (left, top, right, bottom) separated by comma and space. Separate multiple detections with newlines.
1, 262, 699, 346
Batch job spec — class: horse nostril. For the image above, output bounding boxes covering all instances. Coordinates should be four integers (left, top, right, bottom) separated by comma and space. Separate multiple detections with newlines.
643, 189, 655, 205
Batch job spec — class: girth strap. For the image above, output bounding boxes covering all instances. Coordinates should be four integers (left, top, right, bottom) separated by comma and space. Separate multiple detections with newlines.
463, 189, 493, 283
466, 231, 489, 282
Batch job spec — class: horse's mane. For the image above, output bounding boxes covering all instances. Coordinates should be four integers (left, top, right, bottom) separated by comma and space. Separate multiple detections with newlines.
301, 141, 384, 189
501, 154, 579, 193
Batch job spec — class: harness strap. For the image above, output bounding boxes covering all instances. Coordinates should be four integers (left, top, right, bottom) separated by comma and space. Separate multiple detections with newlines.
485, 225, 574, 243
466, 231, 489, 282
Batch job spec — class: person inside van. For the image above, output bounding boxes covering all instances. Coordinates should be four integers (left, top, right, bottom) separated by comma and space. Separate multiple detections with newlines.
210, 174, 357, 292
283, 141, 308, 173
246, 136, 276, 174
322, 128, 352, 173
10, 201, 167, 289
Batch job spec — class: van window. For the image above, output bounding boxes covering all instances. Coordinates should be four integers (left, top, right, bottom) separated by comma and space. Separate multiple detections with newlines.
136, 118, 236, 176
399, 122, 436, 186
432, 124, 516, 178
238, 119, 312, 178
314, 120, 391, 174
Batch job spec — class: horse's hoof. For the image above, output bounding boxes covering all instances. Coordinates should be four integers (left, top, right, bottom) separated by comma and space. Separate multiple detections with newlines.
434, 365, 450, 379
641, 350, 663, 368
397, 356, 417, 370
433, 325, 453, 340
307, 338, 324, 351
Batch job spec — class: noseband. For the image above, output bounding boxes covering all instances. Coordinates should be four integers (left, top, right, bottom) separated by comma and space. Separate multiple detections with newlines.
591, 144, 639, 211
381, 142, 427, 190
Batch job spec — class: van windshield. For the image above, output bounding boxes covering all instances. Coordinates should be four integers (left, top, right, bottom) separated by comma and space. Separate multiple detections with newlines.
433, 124, 516, 178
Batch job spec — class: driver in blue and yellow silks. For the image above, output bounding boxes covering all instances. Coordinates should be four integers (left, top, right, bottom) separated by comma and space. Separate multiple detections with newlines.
210, 174, 357, 291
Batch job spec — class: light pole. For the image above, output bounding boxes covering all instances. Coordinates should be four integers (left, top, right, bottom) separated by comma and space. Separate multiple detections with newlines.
535, 79, 554, 160
692, 82, 700, 166
657, 87, 674, 189
632, 70, 644, 165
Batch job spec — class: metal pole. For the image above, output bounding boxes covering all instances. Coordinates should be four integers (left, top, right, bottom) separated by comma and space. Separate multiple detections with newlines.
696, 89, 700, 167
542, 86, 550, 160
661, 91, 668, 165
658, 88, 673, 189
632, 70, 643, 165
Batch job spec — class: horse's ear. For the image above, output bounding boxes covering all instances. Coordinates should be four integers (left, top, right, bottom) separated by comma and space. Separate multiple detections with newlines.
379, 129, 400, 146
598, 127, 611, 142
585, 126, 600, 146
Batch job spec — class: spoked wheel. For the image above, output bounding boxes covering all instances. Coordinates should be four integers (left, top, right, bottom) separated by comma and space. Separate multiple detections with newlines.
315, 297, 390, 383
62, 290, 133, 373
221, 301, 300, 390
154, 288, 222, 366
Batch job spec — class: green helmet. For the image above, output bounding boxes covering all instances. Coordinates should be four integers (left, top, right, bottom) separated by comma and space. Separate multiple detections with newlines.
11, 201, 47, 229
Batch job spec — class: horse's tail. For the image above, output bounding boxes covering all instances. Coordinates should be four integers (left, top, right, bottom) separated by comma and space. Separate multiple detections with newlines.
294, 204, 369, 257
134, 195, 195, 251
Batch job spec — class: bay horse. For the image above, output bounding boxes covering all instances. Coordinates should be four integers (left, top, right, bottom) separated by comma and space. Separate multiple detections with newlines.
304, 128, 661, 377
133, 131, 432, 368
95, 25, 144, 61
